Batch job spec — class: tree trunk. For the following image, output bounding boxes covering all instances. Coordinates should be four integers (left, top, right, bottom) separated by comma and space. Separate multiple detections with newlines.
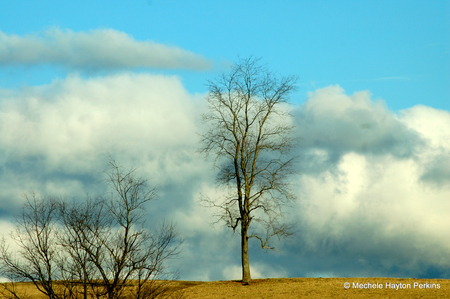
241, 227, 251, 285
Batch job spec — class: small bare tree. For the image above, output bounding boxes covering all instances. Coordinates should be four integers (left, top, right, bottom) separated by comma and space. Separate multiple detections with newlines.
0, 159, 182, 299
199, 57, 298, 284
57, 196, 113, 299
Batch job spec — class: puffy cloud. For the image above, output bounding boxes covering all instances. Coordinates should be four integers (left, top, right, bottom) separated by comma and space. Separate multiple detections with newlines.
286, 88, 450, 278
0, 28, 213, 71
0, 73, 197, 169
0, 73, 211, 214
400, 105, 450, 187
0, 80, 449, 280
293, 85, 424, 174
288, 151, 450, 278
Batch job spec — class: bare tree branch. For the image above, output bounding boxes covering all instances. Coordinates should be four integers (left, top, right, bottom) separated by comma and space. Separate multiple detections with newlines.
0, 158, 182, 299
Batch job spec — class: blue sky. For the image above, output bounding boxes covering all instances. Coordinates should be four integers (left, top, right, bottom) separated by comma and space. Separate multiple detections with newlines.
0, 0, 449, 281
1, 0, 449, 110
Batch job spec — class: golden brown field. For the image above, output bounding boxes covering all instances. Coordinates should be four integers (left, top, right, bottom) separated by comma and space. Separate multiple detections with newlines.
2, 277, 449, 299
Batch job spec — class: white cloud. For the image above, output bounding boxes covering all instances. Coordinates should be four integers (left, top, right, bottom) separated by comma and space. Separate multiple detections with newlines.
294, 85, 424, 162
0, 28, 213, 71
0, 72, 225, 280
0, 73, 201, 175
289, 87, 450, 277
0, 72, 213, 217
401, 105, 450, 187
294, 152, 450, 276
0, 81, 449, 280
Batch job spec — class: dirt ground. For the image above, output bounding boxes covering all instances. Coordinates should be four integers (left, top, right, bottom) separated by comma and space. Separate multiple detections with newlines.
1, 277, 449, 298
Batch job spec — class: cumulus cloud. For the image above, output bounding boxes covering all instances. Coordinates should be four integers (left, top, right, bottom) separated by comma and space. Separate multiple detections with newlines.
286, 87, 450, 278
0, 80, 449, 280
293, 85, 424, 172
400, 105, 450, 187
0, 73, 211, 214
0, 28, 213, 71
288, 152, 450, 278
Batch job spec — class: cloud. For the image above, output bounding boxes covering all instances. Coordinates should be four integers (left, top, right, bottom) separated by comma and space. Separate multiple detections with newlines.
286, 88, 450, 278
0, 28, 213, 71
0, 72, 232, 280
292, 85, 424, 174
0, 80, 449, 280
0, 73, 211, 214
400, 105, 450, 187
288, 151, 450, 278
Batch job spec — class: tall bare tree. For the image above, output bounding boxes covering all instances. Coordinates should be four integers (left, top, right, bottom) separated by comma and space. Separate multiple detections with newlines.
199, 57, 298, 284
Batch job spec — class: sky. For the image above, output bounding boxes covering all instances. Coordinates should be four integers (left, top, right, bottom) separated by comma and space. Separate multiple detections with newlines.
0, 0, 449, 281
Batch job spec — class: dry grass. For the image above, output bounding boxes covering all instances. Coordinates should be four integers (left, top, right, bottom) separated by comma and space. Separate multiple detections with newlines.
1, 277, 449, 298
178, 278, 449, 299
